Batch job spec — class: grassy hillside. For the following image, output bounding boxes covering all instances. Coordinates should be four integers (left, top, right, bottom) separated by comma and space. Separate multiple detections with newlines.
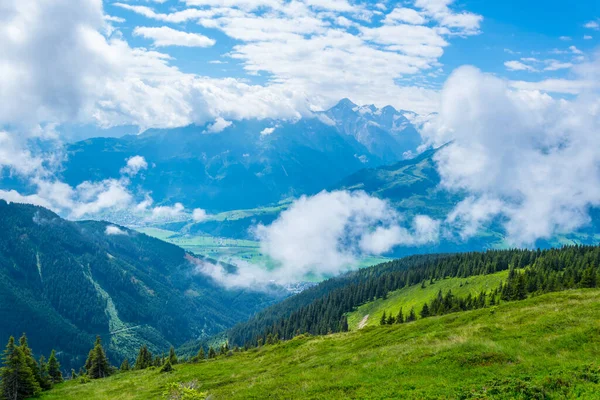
347, 270, 509, 330
41, 289, 600, 399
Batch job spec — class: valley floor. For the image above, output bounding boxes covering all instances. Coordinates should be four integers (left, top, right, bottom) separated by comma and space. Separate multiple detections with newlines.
40, 289, 600, 399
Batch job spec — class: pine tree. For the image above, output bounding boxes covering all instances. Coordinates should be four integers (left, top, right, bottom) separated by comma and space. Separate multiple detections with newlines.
196, 347, 205, 361
134, 345, 152, 370
396, 308, 404, 324
420, 303, 430, 318
1, 336, 42, 400
208, 347, 217, 359
168, 347, 178, 365
85, 336, 111, 379
380, 311, 387, 326
386, 313, 395, 325
47, 349, 63, 384
71, 369, 77, 380
406, 307, 416, 322
18, 333, 44, 389
37, 355, 52, 390
120, 358, 130, 372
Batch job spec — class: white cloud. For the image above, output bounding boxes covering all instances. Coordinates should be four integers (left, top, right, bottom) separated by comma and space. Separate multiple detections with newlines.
133, 26, 216, 48
569, 45, 583, 55
414, 0, 483, 34
120, 155, 148, 176
205, 117, 233, 133
504, 60, 536, 72
559, 36, 571, 41
584, 35, 593, 40
260, 127, 276, 135
384, 8, 426, 25
105, 225, 128, 235
422, 61, 600, 245
584, 20, 599, 30
150, 203, 185, 220
192, 208, 208, 222
250, 190, 439, 282
543, 60, 573, 71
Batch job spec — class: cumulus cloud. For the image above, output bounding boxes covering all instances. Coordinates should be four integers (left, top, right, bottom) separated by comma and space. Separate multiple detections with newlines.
105, 225, 128, 235
133, 26, 216, 47
120, 155, 148, 176
193, 190, 439, 288
260, 127, 276, 135
149, 202, 185, 220
205, 117, 233, 133
421, 60, 600, 245
192, 208, 208, 222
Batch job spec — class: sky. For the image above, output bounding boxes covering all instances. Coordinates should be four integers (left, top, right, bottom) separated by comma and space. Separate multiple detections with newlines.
1, 0, 600, 288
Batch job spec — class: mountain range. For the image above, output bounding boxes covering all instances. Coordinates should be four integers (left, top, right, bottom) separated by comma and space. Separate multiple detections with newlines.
59, 100, 421, 212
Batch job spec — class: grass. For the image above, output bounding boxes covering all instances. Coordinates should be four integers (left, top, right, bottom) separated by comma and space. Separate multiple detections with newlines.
347, 270, 509, 330
40, 289, 600, 399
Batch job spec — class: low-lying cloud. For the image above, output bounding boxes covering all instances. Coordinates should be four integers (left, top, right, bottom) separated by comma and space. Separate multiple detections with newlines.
422, 58, 600, 245
195, 190, 440, 289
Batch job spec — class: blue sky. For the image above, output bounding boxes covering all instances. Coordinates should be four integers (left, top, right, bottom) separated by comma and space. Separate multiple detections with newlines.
101, 0, 599, 103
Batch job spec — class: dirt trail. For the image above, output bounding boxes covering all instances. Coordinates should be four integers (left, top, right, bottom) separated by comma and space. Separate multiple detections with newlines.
357, 314, 369, 329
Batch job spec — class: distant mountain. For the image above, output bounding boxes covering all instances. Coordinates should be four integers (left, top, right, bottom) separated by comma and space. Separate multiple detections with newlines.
322, 98, 422, 164
0, 201, 280, 369
57, 100, 422, 212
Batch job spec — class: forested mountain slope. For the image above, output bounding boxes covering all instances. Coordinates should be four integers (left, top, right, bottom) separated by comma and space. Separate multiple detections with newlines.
228, 245, 600, 347
0, 201, 279, 370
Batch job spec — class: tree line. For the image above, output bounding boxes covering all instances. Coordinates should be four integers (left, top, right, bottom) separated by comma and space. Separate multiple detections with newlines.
231, 245, 600, 347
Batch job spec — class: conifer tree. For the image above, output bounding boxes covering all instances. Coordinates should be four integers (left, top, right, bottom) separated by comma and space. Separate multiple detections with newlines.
396, 308, 404, 324
208, 347, 217, 359
386, 313, 395, 325
134, 345, 152, 370
120, 358, 130, 372
37, 355, 52, 390
18, 333, 44, 389
85, 336, 111, 379
168, 347, 178, 365
196, 347, 205, 361
380, 311, 387, 325
406, 307, 416, 322
420, 303, 430, 318
0, 336, 41, 400
71, 369, 77, 380
47, 349, 63, 384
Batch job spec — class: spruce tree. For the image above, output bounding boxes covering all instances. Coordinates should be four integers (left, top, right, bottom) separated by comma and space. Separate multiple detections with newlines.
18, 333, 43, 389
120, 358, 130, 372
85, 336, 111, 379
386, 313, 395, 325
168, 346, 178, 365
380, 311, 387, 326
134, 345, 152, 370
420, 303, 430, 318
0, 336, 42, 400
208, 347, 217, 359
406, 307, 416, 322
196, 347, 205, 362
37, 355, 52, 390
47, 350, 63, 384
396, 308, 404, 324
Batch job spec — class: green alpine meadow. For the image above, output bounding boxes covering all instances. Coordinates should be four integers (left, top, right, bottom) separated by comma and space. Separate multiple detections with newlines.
36, 290, 600, 399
